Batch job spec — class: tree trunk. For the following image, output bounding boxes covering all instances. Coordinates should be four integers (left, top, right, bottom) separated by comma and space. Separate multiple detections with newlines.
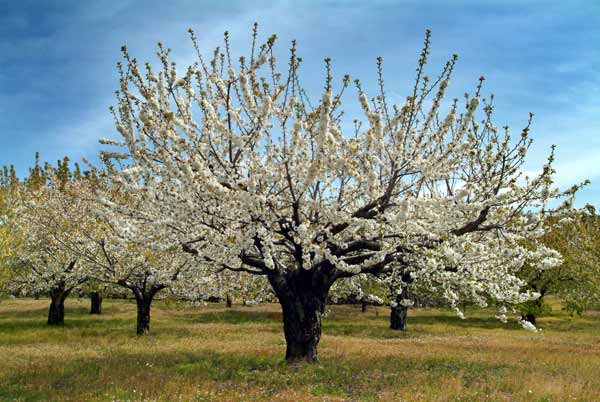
522, 312, 536, 325
135, 293, 153, 335
225, 293, 233, 308
119, 281, 165, 336
361, 300, 368, 313
390, 286, 409, 331
521, 293, 545, 325
48, 297, 66, 325
48, 285, 70, 325
90, 292, 102, 314
280, 295, 324, 362
390, 303, 408, 331
268, 271, 331, 363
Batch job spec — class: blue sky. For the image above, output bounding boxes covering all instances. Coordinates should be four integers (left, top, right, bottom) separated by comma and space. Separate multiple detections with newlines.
1, 0, 599, 205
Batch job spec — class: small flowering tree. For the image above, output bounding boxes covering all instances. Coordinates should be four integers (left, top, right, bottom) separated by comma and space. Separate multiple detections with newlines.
50, 174, 195, 335
519, 206, 600, 324
0, 166, 20, 300
168, 269, 273, 307
330, 274, 385, 312
101, 27, 578, 362
9, 165, 89, 325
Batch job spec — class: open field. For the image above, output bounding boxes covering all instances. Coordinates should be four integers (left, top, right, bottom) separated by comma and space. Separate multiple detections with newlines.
0, 298, 599, 401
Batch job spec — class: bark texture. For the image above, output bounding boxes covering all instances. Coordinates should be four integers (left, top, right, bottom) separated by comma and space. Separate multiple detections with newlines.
48, 284, 71, 325
133, 286, 165, 335
268, 270, 333, 363
390, 285, 409, 331
135, 295, 151, 335
90, 292, 102, 314
118, 280, 166, 335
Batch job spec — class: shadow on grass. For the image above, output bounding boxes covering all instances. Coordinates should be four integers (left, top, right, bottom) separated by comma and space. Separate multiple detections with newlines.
320, 314, 523, 339
0, 305, 281, 343
409, 314, 521, 329
0, 316, 138, 340
0, 342, 510, 401
0, 304, 52, 318
185, 309, 282, 325
3, 302, 597, 347
0, 302, 146, 342
0, 300, 130, 320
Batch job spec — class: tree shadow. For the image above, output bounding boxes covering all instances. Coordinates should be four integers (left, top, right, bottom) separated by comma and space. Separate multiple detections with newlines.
0, 301, 128, 319
0, 342, 512, 401
184, 309, 282, 325
407, 314, 522, 330
0, 304, 50, 318
0, 316, 136, 337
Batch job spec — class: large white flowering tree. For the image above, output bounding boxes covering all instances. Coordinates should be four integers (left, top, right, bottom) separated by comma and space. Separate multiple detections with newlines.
101, 27, 578, 361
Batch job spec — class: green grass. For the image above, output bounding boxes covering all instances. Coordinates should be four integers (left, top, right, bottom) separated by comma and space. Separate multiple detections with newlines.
0, 298, 599, 401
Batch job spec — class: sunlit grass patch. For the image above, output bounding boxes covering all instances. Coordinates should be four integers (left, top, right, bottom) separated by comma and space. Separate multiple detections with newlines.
1, 298, 599, 401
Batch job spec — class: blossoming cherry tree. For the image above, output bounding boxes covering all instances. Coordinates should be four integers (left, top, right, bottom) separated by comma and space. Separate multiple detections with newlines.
102, 27, 577, 362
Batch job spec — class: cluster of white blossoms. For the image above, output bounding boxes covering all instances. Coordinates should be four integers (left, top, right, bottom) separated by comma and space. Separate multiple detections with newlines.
519, 318, 540, 333
10, 169, 202, 305
99, 28, 580, 332
329, 273, 384, 305
9, 175, 88, 296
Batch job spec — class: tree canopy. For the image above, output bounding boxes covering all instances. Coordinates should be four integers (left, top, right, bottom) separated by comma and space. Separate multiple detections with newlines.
94, 28, 580, 361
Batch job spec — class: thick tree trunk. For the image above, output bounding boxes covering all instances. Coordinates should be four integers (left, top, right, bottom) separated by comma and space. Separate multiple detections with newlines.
135, 293, 153, 335
390, 286, 409, 331
225, 293, 233, 308
118, 281, 165, 335
48, 297, 66, 325
48, 285, 70, 325
361, 300, 368, 313
390, 304, 408, 331
280, 295, 324, 362
268, 271, 331, 363
90, 292, 102, 314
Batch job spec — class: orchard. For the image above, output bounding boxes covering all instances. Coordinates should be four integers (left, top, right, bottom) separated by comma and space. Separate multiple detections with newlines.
1, 8, 599, 401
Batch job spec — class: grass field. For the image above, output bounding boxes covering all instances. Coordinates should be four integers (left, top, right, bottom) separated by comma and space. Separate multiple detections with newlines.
0, 298, 599, 401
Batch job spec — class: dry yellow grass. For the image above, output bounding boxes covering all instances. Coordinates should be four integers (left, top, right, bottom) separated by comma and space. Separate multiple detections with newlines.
0, 298, 599, 401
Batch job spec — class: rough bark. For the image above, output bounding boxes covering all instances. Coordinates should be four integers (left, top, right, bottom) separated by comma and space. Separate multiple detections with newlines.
268, 270, 332, 363
117, 280, 166, 336
48, 285, 70, 325
132, 286, 165, 336
134, 293, 152, 335
225, 293, 233, 308
390, 303, 408, 331
390, 286, 409, 331
90, 292, 102, 314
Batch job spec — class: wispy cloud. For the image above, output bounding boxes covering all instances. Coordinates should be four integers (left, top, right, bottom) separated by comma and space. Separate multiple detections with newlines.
0, 0, 598, 206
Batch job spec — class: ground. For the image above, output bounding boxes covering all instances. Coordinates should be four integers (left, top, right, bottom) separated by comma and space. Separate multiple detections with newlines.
0, 298, 599, 401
